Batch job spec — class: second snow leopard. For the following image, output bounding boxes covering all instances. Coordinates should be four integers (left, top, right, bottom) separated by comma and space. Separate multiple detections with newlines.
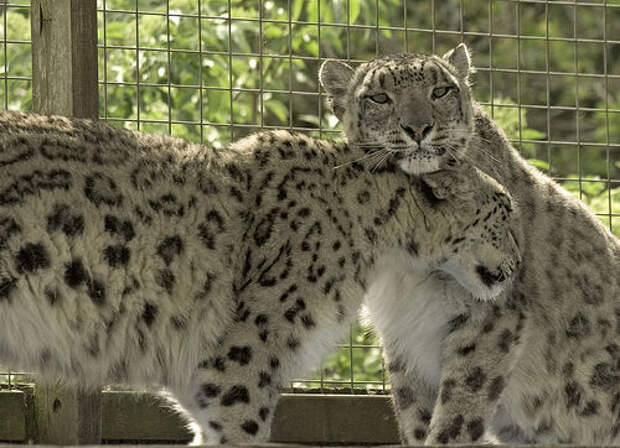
320, 44, 619, 445
0, 110, 519, 444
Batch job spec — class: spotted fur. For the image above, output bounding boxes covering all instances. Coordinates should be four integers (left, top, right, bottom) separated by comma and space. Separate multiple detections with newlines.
0, 109, 519, 444
321, 44, 619, 445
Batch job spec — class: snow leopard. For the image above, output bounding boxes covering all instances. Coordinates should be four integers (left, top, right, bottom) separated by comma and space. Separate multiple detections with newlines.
0, 109, 520, 444
320, 43, 619, 445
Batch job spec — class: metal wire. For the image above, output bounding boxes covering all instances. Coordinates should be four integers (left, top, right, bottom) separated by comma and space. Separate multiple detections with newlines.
0, 0, 617, 393
0, 0, 31, 389
1, 1, 31, 112
2, 0, 7, 110
95, 0, 617, 393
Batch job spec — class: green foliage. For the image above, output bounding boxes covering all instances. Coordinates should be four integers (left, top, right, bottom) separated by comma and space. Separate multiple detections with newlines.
292, 322, 386, 392
2, 0, 619, 388
563, 180, 620, 238
0, 6, 32, 111
488, 100, 619, 238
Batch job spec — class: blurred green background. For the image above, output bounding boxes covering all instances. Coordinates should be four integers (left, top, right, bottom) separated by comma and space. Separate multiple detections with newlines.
1, 0, 619, 391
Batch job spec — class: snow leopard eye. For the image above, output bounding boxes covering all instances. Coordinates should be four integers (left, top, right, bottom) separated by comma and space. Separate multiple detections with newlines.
367, 93, 390, 104
431, 86, 452, 99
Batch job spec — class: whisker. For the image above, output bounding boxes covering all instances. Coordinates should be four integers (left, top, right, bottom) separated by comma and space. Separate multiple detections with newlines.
352, 143, 385, 148
350, 139, 389, 147
370, 149, 397, 173
370, 153, 388, 173
431, 138, 503, 168
333, 149, 384, 170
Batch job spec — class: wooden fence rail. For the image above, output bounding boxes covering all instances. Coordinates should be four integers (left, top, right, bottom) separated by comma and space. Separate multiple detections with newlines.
0, 391, 399, 444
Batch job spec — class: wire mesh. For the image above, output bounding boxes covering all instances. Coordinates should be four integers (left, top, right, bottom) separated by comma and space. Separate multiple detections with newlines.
0, 1, 31, 112
0, 0, 618, 393
96, 0, 619, 232
0, 0, 31, 390
96, 0, 619, 392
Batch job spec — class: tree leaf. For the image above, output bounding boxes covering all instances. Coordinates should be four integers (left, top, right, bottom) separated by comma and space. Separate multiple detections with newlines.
527, 158, 549, 172
349, 0, 360, 24
292, 0, 304, 21
265, 99, 288, 122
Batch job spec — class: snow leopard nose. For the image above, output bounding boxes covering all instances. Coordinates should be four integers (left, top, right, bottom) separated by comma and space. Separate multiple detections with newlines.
400, 123, 432, 143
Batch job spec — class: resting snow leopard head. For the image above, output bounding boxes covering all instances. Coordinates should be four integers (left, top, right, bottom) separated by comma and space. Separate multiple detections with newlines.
320, 44, 474, 175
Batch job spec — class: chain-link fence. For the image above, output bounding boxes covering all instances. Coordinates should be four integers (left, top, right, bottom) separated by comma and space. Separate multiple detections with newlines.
1, 0, 619, 394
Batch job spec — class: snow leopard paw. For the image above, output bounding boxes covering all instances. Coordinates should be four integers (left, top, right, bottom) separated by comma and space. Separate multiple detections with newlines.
422, 165, 522, 300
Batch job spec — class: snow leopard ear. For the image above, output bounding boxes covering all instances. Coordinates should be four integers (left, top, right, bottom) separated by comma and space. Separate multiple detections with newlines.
443, 43, 472, 80
319, 59, 354, 120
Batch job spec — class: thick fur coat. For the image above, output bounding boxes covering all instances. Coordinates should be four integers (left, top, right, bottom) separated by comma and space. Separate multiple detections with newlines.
321, 45, 619, 445
0, 110, 519, 443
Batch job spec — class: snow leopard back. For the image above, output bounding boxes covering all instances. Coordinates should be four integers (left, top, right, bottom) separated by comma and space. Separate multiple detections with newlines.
0, 111, 240, 388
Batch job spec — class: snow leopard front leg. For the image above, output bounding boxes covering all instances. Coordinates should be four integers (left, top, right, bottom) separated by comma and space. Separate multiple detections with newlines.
170, 272, 352, 445
371, 165, 523, 446
385, 353, 437, 444
170, 315, 285, 445
425, 301, 525, 445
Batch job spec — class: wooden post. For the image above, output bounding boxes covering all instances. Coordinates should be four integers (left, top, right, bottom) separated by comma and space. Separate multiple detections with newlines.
30, 0, 102, 444
32, 0, 98, 119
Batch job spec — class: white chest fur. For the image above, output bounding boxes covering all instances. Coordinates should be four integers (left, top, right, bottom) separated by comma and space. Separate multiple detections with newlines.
363, 250, 467, 389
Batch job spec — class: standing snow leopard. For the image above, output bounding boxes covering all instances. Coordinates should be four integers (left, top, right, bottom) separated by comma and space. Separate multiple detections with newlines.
320, 44, 619, 445
0, 110, 520, 443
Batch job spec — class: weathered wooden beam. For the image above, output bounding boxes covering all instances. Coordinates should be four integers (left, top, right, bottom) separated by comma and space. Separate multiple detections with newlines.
33, 382, 102, 445
101, 392, 399, 444
31, 0, 98, 119
102, 392, 192, 442
0, 391, 26, 442
272, 394, 399, 444
100, 392, 399, 444
1, 390, 400, 444
30, 0, 101, 444
10, 387, 391, 444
